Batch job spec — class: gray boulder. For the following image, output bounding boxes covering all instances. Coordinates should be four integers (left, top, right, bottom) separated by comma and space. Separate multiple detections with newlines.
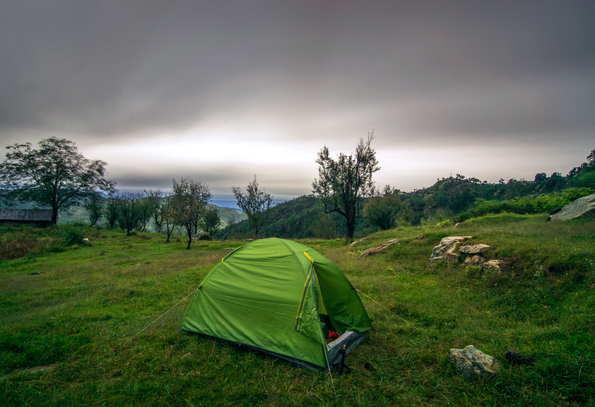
449, 345, 498, 376
549, 193, 595, 221
429, 236, 472, 263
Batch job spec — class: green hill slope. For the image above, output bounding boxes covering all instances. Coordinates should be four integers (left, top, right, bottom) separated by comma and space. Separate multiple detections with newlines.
1, 214, 594, 405
214, 195, 379, 240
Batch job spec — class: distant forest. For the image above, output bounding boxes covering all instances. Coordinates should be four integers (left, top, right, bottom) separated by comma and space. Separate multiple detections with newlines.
216, 149, 595, 240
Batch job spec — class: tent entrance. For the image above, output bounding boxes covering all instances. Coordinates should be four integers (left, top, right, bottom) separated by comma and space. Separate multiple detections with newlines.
326, 331, 369, 365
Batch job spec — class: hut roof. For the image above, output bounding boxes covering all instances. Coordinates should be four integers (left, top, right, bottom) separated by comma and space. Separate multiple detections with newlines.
0, 208, 53, 222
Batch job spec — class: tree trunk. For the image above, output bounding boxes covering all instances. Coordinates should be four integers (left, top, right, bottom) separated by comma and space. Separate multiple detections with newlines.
51, 208, 59, 225
345, 217, 355, 242
186, 227, 192, 249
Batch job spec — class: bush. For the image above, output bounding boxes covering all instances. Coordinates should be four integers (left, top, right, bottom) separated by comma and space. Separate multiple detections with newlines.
435, 219, 453, 228
458, 188, 595, 221
61, 225, 87, 246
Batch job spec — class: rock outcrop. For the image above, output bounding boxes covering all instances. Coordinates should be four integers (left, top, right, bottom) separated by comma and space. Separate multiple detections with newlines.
429, 236, 472, 263
459, 244, 489, 254
549, 193, 595, 221
449, 345, 498, 377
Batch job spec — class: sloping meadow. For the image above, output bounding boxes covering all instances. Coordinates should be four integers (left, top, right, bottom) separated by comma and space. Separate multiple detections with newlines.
1, 214, 594, 406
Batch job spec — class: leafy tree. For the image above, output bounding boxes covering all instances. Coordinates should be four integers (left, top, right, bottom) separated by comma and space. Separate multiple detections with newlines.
571, 171, 595, 189
116, 191, 144, 236
104, 191, 119, 229
588, 148, 595, 166
312, 133, 380, 241
136, 194, 153, 232
543, 172, 567, 193
232, 176, 274, 239
145, 189, 167, 233
312, 213, 338, 239
161, 195, 176, 243
199, 207, 222, 238
363, 185, 402, 230
84, 192, 104, 227
0, 137, 115, 224
171, 177, 212, 249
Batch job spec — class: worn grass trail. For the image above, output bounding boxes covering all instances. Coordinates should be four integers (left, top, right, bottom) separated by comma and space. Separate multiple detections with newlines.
1, 215, 594, 406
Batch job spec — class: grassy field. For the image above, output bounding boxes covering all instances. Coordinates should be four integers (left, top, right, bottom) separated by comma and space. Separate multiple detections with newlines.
1, 214, 594, 406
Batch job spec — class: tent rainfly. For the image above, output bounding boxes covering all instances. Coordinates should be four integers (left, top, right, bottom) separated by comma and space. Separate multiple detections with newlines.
180, 238, 372, 370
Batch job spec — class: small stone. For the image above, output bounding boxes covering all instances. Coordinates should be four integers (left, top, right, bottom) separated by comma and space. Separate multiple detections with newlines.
360, 239, 400, 258
464, 255, 483, 264
482, 260, 502, 273
443, 252, 459, 262
82, 238, 89, 242
449, 345, 498, 377
459, 244, 489, 254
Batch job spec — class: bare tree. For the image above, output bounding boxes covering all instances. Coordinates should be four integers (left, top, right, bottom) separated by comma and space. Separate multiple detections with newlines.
171, 177, 212, 249
232, 176, 273, 239
312, 132, 380, 241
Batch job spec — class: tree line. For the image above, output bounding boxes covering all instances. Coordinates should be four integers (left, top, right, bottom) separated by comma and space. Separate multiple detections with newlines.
220, 145, 595, 240
2, 136, 593, 244
91, 180, 221, 248
0, 137, 224, 249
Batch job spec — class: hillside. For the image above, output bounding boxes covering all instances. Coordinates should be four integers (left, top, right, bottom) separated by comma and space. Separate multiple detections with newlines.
1, 214, 593, 405
214, 195, 379, 240
214, 177, 594, 241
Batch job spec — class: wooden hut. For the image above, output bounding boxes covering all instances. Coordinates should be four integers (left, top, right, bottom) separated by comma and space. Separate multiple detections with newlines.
0, 208, 54, 227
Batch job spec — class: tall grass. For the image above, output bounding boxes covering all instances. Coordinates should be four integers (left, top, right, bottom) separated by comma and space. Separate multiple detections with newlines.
1, 217, 594, 406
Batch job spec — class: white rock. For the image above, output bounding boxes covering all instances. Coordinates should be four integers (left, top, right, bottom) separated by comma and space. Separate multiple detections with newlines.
449, 345, 498, 376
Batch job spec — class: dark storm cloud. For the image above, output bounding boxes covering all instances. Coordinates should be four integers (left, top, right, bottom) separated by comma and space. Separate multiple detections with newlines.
1, 0, 594, 192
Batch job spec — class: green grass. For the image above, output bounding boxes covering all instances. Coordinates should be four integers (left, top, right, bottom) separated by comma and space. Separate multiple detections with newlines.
1, 216, 594, 406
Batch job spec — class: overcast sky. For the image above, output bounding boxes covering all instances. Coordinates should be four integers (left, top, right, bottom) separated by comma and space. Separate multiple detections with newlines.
1, 0, 594, 206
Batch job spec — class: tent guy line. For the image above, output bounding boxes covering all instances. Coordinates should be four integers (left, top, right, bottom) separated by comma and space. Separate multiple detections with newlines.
123, 287, 199, 345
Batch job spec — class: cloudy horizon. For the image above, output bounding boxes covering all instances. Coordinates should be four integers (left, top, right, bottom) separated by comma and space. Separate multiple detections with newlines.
1, 0, 594, 206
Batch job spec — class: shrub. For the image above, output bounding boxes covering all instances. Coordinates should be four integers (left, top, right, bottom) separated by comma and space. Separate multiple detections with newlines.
458, 188, 595, 221
61, 225, 88, 246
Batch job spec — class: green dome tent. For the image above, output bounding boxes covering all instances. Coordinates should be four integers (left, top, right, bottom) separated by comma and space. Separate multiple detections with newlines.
180, 238, 372, 370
